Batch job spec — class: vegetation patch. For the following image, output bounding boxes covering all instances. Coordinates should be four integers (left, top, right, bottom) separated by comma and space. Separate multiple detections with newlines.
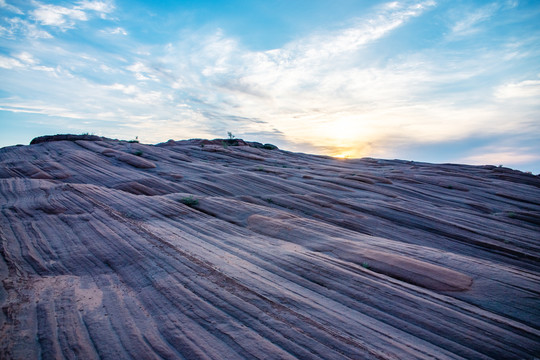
262, 143, 277, 150
179, 196, 199, 207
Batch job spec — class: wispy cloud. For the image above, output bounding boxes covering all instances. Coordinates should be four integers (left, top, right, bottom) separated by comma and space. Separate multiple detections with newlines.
31, 4, 87, 29
0, 17, 53, 39
0, 0, 23, 14
450, 3, 499, 37
77, 0, 115, 14
0, 55, 24, 69
126, 61, 161, 81
459, 147, 540, 167
0, 52, 55, 72
30, 0, 114, 30
1, 1, 114, 39
130, 1, 441, 152
495, 78, 540, 100
103, 26, 127, 35
14, 51, 39, 65
274, 1, 436, 63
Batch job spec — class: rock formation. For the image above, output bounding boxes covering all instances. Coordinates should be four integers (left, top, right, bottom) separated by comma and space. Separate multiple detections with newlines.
0, 135, 538, 359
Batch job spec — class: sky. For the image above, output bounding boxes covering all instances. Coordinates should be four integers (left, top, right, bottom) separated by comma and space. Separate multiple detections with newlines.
1, 0, 539, 173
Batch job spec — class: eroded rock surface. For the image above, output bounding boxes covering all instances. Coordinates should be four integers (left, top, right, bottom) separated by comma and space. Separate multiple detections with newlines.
0, 136, 539, 359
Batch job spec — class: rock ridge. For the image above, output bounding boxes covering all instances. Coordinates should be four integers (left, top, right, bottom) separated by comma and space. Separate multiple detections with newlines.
0, 136, 538, 359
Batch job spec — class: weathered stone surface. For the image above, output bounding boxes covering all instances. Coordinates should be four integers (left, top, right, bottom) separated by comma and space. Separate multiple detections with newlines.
0, 137, 539, 359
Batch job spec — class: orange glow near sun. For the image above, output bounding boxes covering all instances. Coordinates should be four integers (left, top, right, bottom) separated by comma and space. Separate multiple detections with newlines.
329, 145, 370, 159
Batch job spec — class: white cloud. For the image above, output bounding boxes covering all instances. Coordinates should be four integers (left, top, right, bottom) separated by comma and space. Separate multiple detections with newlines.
76, 0, 115, 13
268, 1, 436, 68
33, 64, 57, 73
31, 4, 87, 29
0, 17, 53, 39
134, 91, 163, 104
0, 55, 24, 69
459, 148, 540, 166
106, 83, 138, 95
30, 0, 115, 30
495, 79, 540, 99
126, 61, 161, 82
0, 0, 23, 14
505, 0, 519, 9
1, 1, 116, 39
104, 83, 165, 105
99, 64, 118, 73
151, 3, 447, 144
0, 103, 87, 118
132, 0, 533, 158
108, 27, 127, 35
15, 52, 38, 65
0, 53, 59, 73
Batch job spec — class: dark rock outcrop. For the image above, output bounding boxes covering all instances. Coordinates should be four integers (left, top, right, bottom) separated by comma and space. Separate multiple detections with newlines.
30, 134, 104, 144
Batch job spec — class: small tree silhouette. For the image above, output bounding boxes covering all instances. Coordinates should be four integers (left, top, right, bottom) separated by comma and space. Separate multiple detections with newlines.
227, 132, 235, 140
